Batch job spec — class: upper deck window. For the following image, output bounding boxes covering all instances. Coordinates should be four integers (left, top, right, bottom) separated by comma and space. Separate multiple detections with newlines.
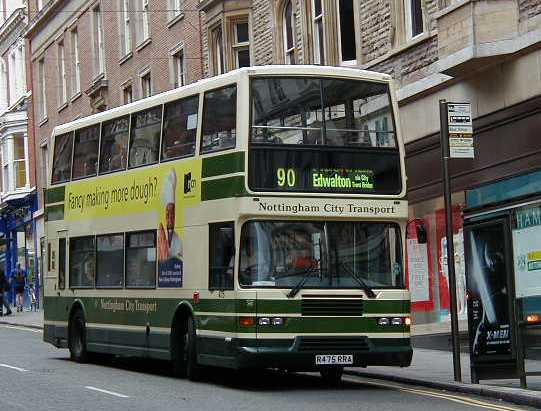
201, 85, 237, 154
129, 106, 162, 168
161, 95, 199, 161
99, 116, 129, 174
251, 77, 395, 148
249, 76, 401, 194
72, 124, 100, 179
51, 132, 73, 184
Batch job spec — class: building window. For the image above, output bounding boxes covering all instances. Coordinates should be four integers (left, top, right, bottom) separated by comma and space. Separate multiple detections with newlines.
169, 0, 183, 20
141, 71, 152, 97
232, 21, 250, 69
1, 140, 9, 192
211, 26, 224, 75
338, 0, 356, 64
283, 1, 296, 64
0, 61, 7, 112
140, 0, 150, 42
8, 51, 16, 105
13, 135, 26, 189
312, 0, 325, 64
93, 5, 106, 76
40, 144, 48, 189
120, 0, 132, 56
123, 83, 133, 104
38, 58, 47, 120
405, 0, 424, 39
58, 41, 68, 105
172, 49, 185, 88
71, 28, 81, 95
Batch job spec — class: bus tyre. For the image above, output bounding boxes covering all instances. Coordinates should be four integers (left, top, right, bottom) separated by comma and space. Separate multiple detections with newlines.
185, 318, 202, 381
69, 309, 88, 363
320, 366, 343, 385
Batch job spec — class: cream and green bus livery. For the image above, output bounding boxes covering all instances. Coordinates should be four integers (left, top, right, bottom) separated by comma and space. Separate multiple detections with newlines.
43, 66, 412, 382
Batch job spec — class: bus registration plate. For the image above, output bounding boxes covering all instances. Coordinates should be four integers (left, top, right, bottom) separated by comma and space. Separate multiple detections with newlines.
315, 355, 353, 365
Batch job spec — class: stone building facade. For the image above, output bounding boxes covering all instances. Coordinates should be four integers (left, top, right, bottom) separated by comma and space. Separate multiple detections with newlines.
199, 0, 541, 327
25, 0, 204, 277
0, 0, 38, 305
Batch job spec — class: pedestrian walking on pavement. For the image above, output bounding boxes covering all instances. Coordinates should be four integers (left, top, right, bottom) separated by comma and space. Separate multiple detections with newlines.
0, 268, 12, 316
14, 264, 26, 312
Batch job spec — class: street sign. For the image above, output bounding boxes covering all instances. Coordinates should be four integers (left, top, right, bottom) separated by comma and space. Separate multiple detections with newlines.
447, 103, 474, 159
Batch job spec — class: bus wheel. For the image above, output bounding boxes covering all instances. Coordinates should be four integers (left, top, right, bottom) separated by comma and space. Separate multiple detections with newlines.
185, 317, 202, 381
320, 366, 343, 385
69, 309, 88, 363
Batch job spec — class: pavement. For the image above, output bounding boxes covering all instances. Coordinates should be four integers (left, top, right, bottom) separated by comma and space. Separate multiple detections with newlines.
2, 309, 541, 408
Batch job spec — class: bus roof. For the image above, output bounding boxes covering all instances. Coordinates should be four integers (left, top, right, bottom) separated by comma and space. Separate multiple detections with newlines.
52, 65, 392, 136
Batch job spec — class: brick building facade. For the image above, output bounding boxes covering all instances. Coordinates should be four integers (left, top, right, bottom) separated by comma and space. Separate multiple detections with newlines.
25, 0, 203, 271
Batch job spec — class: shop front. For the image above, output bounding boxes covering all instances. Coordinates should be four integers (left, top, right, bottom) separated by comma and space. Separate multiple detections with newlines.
0, 193, 39, 308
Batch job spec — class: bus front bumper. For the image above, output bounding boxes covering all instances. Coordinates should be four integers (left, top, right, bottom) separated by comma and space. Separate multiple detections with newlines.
231, 337, 413, 370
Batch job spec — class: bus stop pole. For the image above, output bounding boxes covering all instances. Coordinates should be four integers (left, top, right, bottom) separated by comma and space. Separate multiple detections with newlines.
439, 99, 462, 382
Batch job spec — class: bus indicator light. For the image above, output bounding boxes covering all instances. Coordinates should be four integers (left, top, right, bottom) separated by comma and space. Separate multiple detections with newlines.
239, 316, 256, 327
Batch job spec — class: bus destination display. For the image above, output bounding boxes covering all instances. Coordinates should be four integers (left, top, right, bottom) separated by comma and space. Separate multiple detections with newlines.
276, 167, 375, 191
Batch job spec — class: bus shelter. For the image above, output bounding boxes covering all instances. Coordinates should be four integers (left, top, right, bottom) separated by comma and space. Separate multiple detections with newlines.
464, 169, 541, 387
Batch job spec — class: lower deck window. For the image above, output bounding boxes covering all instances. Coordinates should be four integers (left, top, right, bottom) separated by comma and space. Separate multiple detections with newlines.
126, 231, 156, 287
96, 234, 124, 287
69, 236, 96, 288
209, 222, 235, 290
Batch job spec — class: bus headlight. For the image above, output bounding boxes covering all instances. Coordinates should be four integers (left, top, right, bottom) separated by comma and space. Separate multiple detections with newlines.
258, 317, 271, 326
391, 317, 403, 326
257, 317, 285, 326
377, 317, 390, 326
271, 317, 284, 326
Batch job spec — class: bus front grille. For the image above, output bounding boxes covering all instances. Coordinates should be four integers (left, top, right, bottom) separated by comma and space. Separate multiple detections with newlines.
301, 299, 364, 316
297, 337, 369, 352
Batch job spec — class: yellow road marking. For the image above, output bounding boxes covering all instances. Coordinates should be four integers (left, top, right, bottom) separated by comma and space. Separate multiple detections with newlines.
343, 376, 526, 411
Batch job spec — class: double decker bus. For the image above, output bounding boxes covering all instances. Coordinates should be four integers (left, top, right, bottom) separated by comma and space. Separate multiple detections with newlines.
43, 66, 411, 382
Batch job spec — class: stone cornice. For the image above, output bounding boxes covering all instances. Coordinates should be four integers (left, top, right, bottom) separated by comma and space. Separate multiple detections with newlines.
0, 8, 26, 45
25, 0, 63, 38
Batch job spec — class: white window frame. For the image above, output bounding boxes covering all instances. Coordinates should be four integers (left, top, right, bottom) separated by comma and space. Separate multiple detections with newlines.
170, 46, 185, 88
404, 0, 425, 40
121, 0, 132, 56
231, 20, 250, 69
0, 61, 7, 112
140, 68, 152, 98
141, 0, 150, 41
312, 0, 325, 64
93, 5, 106, 77
58, 41, 68, 105
71, 28, 81, 95
211, 26, 224, 75
122, 81, 133, 104
8, 51, 16, 105
282, 1, 296, 64
1, 134, 28, 194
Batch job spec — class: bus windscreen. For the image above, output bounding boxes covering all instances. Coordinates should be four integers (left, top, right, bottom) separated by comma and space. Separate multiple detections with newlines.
249, 76, 401, 194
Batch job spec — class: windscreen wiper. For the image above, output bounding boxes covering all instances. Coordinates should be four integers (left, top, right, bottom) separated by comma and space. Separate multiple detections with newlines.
339, 262, 377, 299
286, 266, 319, 298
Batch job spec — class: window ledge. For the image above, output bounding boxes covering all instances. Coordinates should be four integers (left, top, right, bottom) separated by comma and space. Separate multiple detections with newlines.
136, 37, 152, 52
70, 92, 82, 103
38, 116, 48, 127
361, 30, 435, 70
119, 51, 133, 65
57, 101, 68, 113
167, 13, 184, 28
